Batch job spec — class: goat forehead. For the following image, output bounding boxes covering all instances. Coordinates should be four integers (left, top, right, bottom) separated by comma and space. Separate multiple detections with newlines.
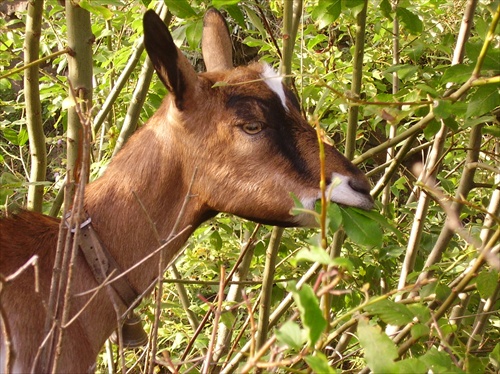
202, 64, 288, 112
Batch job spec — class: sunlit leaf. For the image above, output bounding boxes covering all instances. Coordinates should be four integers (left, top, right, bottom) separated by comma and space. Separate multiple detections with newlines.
164, 0, 197, 18
396, 7, 423, 35
441, 64, 473, 85
483, 124, 500, 137
289, 283, 326, 346
312, 0, 341, 29
358, 318, 399, 373
433, 100, 454, 119
490, 343, 500, 370
275, 320, 304, 350
466, 84, 500, 118
364, 299, 414, 325
242, 6, 266, 35
327, 203, 343, 232
17, 128, 28, 146
62, 96, 76, 110
79, 1, 113, 20
411, 323, 430, 339
476, 269, 498, 299
340, 207, 383, 247
185, 18, 203, 49
420, 347, 465, 373
295, 246, 335, 266
423, 117, 441, 139
395, 358, 427, 373
224, 5, 245, 27
305, 352, 337, 374
212, 0, 240, 7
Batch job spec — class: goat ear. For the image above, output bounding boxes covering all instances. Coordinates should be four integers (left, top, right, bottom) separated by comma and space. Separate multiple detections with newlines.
202, 8, 233, 72
143, 10, 198, 110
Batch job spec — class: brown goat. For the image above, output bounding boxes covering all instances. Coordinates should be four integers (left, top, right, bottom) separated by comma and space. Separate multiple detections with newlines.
0, 9, 373, 373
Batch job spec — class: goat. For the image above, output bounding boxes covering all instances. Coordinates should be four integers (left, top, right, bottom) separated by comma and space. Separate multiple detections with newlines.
0, 9, 374, 373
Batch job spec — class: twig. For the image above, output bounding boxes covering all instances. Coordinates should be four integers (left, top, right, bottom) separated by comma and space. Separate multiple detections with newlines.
202, 266, 226, 374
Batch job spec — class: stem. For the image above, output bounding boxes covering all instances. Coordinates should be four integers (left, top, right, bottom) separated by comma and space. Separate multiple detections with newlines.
256, 227, 284, 350
381, 0, 400, 214
112, 9, 172, 156
472, 2, 500, 77
24, 0, 46, 212
0, 48, 69, 80
345, 0, 368, 160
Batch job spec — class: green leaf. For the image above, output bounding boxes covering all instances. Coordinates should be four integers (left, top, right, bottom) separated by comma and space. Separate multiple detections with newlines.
163, 0, 197, 18
443, 116, 459, 132
420, 281, 450, 303
395, 358, 427, 374
490, 343, 500, 370
343, 0, 365, 16
420, 347, 465, 373
17, 128, 29, 146
358, 318, 398, 373
304, 352, 337, 374
466, 84, 500, 118
476, 269, 498, 299
327, 202, 343, 232
411, 323, 430, 339
340, 207, 383, 247
433, 100, 454, 120
380, 0, 393, 20
212, 0, 240, 6
275, 320, 304, 350
423, 118, 441, 139
185, 18, 203, 49
384, 64, 418, 81
209, 231, 222, 252
396, 7, 423, 35
289, 283, 326, 346
466, 42, 500, 72
484, 124, 500, 137
331, 257, 354, 273
242, 6, 266, 36
2, 128, 19, 145
224, 5, 245, 27
353, 208, 404, 242
79, 1, 113, 20
407, 304, 431, 323
243, 36, 267, 48
307, 33, 329, 50
312, 0, 341, 29
364, 299, 414, 325
220, 309, 236, 327
441, 64, 474, 85
295, 246, 335, 266
0, 172, 23, 188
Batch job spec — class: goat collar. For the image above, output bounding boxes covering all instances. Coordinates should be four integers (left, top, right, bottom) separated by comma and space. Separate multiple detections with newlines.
67, 214, 139, 307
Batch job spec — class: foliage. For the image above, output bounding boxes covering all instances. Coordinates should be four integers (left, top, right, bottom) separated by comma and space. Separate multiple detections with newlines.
1, 0, 499, 373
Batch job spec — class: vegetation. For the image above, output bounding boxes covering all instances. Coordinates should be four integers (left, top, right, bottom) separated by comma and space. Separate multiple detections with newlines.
1, 0, 499, 373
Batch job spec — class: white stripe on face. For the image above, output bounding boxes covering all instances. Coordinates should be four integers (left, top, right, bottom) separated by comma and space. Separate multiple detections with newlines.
261, 64, 288, 111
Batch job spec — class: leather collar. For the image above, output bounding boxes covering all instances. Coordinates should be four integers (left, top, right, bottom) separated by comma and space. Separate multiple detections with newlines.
67, 214, 139, 307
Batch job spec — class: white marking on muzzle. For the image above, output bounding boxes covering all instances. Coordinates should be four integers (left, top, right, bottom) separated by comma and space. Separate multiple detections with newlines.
327, 173, 373, 210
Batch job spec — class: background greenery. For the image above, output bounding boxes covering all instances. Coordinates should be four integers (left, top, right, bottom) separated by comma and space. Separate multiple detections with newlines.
0, 0, 499, 373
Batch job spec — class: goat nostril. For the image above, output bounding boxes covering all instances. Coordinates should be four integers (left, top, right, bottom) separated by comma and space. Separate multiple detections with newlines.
348, 178, 371, 195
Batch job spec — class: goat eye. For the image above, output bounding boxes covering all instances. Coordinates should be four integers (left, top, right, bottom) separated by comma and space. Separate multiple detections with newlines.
241, 122, 263, 135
